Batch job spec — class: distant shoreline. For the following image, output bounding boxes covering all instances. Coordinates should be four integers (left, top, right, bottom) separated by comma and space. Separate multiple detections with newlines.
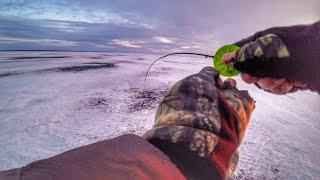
0, 50, 111, 53
0, 50, 162, 55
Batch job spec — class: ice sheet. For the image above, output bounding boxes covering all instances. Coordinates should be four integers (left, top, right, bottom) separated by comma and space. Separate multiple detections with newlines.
0, 51, 319, 179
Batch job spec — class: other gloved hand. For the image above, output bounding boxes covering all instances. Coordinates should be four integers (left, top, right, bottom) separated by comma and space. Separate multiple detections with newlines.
223, 21, 320, 94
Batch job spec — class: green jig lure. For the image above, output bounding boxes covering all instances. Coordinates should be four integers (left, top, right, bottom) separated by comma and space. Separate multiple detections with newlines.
213, 44, 240, 77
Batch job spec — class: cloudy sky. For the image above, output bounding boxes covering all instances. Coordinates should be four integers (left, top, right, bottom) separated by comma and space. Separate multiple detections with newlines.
0, 0, 319, 53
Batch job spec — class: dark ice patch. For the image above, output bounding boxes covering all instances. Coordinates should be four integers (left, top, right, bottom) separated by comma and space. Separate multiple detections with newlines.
0, 62, 116, 78
128, 88, 168, 112
53, 63, 115, 72
83, 62, 111, 65
118, 60, 138, 64
0, 71, 23, 78
78, 97, 110, 112
90, 56, 103, 59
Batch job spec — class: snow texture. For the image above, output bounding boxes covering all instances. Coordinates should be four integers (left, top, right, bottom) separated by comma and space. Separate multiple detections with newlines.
0, 51, 319, 179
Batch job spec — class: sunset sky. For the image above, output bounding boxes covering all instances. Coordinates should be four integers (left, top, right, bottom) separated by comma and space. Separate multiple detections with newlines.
0, 0, 319, 53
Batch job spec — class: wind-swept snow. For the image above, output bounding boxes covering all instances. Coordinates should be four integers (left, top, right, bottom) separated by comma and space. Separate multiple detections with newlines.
0, 51, 319, 179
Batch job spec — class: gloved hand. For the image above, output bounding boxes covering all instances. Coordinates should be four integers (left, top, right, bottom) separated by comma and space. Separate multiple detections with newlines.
144, 67, 255, 179
223, 21, 320, 94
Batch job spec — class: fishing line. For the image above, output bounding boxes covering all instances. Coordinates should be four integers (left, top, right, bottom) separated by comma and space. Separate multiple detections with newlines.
144, 52, 213, 83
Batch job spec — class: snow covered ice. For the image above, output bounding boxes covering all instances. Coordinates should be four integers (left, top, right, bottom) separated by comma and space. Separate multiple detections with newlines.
0, 51, 319, 179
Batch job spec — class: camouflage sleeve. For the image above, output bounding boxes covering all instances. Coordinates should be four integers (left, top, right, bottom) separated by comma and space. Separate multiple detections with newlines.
143, 67, 255, 179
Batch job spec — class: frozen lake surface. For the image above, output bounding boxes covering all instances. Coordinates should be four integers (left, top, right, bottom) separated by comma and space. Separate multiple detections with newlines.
0, 51, 319, 179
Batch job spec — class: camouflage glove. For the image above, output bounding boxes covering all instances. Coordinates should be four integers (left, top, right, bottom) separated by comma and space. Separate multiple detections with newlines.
224, 21, 320, 93
143, 67, 255, 179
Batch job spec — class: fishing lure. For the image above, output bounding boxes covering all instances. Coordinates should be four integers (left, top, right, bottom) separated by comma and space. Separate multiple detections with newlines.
145, 44, 240, 82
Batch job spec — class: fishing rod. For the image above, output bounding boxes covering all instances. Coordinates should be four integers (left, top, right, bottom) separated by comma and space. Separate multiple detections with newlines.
144, 44, 241, 83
